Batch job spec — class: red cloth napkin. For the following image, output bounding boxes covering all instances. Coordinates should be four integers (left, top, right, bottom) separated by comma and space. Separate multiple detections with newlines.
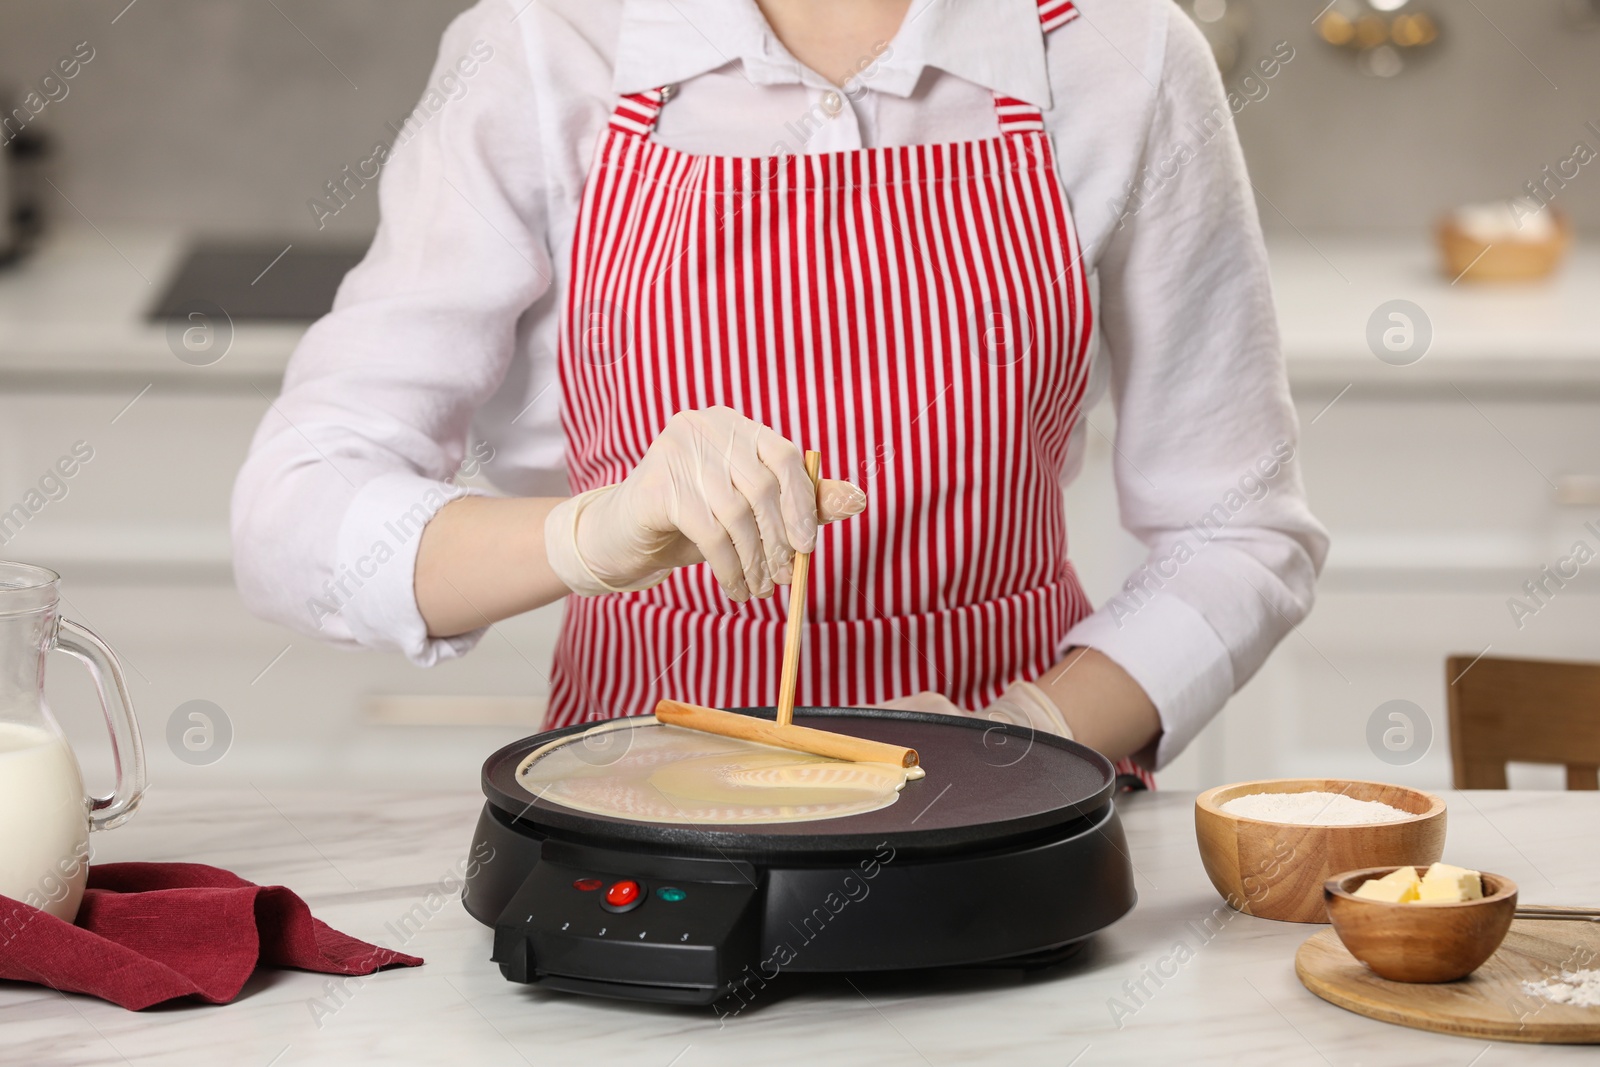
0, 862, 423, 1010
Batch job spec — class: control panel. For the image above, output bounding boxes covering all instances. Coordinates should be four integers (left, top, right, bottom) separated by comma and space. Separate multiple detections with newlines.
491, 840, 761, 1005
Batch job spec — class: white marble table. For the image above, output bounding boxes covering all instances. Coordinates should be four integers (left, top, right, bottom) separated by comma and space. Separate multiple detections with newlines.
2, 788, 1597, 1066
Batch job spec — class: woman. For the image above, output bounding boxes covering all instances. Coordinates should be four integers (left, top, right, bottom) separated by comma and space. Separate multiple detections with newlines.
233, 0, 1327, 783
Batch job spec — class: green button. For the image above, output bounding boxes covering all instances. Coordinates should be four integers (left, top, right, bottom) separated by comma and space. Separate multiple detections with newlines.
657, 887, 687, 902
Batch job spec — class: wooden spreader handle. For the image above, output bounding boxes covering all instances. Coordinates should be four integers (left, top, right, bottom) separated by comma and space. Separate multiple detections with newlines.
774, 451, 821, 728
655, 699, 920, 769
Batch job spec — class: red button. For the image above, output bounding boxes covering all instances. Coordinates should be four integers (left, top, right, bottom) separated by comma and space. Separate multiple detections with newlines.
573, 878, 603, 892
604, 880, 641, 907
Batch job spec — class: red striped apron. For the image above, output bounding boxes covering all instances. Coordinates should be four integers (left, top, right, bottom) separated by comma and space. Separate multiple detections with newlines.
549, 0, 1152, 786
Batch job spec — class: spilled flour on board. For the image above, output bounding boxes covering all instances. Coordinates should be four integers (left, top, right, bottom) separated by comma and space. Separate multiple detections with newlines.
1522, 970, 1600, 1008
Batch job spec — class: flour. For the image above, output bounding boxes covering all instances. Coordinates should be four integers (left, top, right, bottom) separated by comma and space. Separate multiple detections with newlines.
1219, 790, 1413, 825
1521, 970, 1600, 1008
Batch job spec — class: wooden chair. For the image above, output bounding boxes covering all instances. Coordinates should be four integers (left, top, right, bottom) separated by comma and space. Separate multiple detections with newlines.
1446, 655, 1600, 789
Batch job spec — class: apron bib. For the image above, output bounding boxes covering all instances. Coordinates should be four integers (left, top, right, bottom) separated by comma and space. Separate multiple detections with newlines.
548, 0, 1150, 787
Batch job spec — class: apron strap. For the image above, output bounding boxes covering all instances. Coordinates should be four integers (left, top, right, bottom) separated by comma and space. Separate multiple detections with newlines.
1038, 0, 1083, 33
608, 88, 669, 136
993, 96, 1048, 135
993, 0, 1081, 133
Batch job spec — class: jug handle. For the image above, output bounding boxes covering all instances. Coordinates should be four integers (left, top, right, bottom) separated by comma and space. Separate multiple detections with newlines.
54, 618, 148, 831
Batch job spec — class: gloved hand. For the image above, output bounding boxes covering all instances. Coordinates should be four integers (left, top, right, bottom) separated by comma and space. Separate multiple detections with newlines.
546, 407, 866, 601
877, 682, 1075, 740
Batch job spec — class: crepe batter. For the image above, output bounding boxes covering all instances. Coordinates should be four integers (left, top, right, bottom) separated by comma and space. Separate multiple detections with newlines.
518, 717, 924, 825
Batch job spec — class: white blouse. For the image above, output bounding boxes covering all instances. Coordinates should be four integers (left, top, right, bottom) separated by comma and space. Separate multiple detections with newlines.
232, 0, 1328, 770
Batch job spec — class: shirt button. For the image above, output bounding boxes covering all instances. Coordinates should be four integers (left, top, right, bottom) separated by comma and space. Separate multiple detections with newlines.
821, 90, 843, 117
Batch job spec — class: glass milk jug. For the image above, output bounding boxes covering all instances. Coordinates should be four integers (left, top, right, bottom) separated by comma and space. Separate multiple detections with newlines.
0, 562, 145, 922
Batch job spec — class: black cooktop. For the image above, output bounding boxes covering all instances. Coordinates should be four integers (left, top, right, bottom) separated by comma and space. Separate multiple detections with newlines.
150, 241, 368, 322
467, 708, 1138, 1004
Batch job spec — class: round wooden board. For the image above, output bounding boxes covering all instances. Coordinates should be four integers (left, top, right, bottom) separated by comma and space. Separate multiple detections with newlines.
1296, 921, 1600, 1044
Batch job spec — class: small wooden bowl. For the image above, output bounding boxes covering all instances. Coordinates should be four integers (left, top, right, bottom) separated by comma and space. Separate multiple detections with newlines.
1324, 867, 1518, 982
1195, 779, 1446, 923
1436, 213, 1571, 282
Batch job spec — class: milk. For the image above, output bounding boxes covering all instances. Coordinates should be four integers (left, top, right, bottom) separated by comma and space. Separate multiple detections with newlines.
0, 721, 90, 922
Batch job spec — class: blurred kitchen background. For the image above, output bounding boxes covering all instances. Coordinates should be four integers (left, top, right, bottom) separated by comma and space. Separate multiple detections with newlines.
1, 0, 1597, 795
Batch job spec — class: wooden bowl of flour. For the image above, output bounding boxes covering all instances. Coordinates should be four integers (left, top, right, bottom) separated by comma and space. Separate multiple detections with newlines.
1195, 779, 1446, 924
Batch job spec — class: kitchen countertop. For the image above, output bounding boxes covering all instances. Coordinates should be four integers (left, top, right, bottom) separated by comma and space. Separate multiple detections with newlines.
0, 229, 304, 387
2, 228, 1598, 390
1269, 237, 1600, 390
2, 787, 1596, 1066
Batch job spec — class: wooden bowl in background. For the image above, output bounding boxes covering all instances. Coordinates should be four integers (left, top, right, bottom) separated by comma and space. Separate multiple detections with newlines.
1195, 778, 1447, 924
1324, 867, 1518, 982
1436, 212, 1571, 283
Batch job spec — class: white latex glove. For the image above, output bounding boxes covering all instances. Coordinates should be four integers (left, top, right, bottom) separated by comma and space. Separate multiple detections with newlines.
876, 682, 1076, 740
546, 407, 866, 601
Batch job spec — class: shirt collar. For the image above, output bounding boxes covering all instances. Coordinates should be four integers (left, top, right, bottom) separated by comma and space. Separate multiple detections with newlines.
613, 0, 1052, 108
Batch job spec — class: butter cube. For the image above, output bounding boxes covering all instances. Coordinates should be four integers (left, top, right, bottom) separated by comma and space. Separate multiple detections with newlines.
1418, 862, 1483, 902
1353, 866, 1421, 903
1378, 866, 1422, 892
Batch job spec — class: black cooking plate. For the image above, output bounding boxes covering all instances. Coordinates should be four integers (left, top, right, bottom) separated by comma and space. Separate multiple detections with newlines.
482, 707, 1114, 858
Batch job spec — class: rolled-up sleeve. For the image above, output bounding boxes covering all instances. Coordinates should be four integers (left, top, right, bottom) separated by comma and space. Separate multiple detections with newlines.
231, 2, 551, 665
1062, 13, 1330, 769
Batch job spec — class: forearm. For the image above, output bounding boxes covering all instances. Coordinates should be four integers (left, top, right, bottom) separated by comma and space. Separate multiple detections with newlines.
1036, 647, 1161, 763
416, 495, 571, 637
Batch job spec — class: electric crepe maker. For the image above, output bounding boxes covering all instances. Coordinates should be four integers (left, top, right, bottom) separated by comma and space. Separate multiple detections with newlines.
463, 707, 1137, 1007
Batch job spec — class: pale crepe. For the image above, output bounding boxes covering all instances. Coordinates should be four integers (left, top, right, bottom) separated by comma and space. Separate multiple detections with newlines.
516, 717, 920, 825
